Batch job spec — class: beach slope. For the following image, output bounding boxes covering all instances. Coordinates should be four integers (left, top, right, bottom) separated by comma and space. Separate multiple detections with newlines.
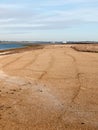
0, 44, 98, 130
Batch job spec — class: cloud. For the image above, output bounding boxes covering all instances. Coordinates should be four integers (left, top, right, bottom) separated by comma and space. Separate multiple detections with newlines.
0, 0, 98, 35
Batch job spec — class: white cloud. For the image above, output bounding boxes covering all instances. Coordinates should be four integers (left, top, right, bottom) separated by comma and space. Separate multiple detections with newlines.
0, 0, 98, 34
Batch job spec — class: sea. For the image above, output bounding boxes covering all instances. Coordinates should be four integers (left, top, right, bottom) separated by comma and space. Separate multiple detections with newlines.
0, 43, 26, 50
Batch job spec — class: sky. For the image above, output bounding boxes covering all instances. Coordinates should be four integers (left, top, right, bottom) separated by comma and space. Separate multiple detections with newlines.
0, 0, 98, 41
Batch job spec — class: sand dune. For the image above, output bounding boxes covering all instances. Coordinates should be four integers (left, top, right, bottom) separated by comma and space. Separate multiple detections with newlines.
0, 44, 98, 130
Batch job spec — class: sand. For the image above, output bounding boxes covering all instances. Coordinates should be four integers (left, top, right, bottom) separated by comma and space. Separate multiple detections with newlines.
0, 44, 98, 130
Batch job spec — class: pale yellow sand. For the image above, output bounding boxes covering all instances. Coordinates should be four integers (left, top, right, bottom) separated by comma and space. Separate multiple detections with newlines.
0, 44, 98, 130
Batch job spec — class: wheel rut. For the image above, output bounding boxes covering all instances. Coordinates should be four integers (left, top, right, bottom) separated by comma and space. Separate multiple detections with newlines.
53, 51, 82, 127
38, 53, 54, 80
21, 52, 41, 69
65, 53, 82, 103
2, 55, 24, 68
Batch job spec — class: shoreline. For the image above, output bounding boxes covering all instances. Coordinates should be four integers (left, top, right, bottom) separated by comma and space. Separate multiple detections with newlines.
0, 44, 45, 55
0, 43, 98, 55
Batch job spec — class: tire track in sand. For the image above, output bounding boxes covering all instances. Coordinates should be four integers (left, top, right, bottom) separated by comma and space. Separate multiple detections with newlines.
21, 51, 43, 69
2, 55, 24, 68
38, 53, 54, 80
9, 50, 48, 78
2, 50, 43, 70
52, 50, 82, 129
65, 53, 82, 103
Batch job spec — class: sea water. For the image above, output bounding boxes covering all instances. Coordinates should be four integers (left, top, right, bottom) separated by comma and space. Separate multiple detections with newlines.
0, 43, 25, 50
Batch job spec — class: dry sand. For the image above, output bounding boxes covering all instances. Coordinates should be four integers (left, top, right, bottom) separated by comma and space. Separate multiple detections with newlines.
71, 44, 98, 53
0, 44, 98, 130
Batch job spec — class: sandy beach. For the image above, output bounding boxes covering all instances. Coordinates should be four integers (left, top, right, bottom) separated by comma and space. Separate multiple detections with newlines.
0, 44, 98, 130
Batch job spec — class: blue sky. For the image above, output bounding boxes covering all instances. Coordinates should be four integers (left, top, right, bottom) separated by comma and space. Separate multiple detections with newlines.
0, 0, 98, 41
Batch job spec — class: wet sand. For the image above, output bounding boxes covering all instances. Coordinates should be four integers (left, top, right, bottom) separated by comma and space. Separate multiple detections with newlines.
0, 44, 98, 130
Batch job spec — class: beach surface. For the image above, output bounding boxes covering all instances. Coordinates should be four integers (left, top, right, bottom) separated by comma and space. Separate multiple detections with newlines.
0, 44, 98, 130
